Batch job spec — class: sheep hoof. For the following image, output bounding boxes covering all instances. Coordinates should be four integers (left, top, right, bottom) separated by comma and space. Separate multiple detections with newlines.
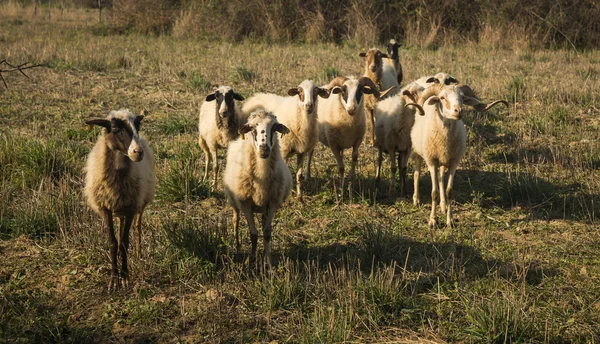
108, 275, 119, 292
428, 218, 437, 228
121, 274, 130, 288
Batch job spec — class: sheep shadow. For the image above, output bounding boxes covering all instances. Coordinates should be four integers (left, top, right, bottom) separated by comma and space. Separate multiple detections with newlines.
282, 227, 554, 289
438, 169, 598, 222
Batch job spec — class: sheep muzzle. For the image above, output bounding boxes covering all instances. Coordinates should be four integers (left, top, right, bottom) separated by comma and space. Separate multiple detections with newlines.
259, 145, 271, 159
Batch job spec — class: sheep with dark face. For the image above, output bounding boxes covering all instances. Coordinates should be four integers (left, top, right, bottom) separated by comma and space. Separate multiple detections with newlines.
307, 76, 395, 194
241, 80, 330, 201
198, 85, 245, 190
223, 109, 292, 270
386, 39, 403, 84
84, 109, 155, 290
411, 84, 507, 228
359, 48, 399, 146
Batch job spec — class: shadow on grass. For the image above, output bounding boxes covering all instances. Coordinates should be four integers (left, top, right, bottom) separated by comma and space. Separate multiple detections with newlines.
452, 169, 598, 222
283, 226, 555, 291
0, 291, 113, 343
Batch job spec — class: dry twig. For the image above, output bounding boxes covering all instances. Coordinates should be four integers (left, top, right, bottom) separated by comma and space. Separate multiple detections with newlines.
0, 59, 47, 89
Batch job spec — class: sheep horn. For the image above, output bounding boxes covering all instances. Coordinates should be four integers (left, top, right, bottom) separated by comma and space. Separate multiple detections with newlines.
378, 86, 397, 99
417, 84, 444, 107
405, 103, 425, 116
327, 76, 348, 89
476, 99, 510, 112
358, 76, 381, 98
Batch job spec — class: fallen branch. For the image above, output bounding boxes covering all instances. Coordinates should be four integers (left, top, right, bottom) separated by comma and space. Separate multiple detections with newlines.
0, 59, 47, 89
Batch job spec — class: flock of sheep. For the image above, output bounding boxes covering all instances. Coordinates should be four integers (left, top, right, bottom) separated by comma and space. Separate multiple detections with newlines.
83, 40, 508, 289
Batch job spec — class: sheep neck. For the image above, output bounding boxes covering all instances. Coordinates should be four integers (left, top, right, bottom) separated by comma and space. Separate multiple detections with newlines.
365, 68, 383, 89
101, 139, 132, 181
247, 142, 280, 183
294, 106, 317, 147
434, 107, 460, 134
215, 109, 239, 140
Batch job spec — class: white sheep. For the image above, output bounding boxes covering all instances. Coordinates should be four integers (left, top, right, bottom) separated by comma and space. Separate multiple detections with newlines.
241, 80, 330, 202
306, 76, 395, 193
84, 109, 155, 290
198, 85, 245, 190
411, 84, 508, 228
359, 48, 400, 145
223, 109, 292, 269
374, 84, 424, 197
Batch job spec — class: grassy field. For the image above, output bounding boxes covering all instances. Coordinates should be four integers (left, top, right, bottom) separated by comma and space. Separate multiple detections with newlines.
1, 6, 600, 343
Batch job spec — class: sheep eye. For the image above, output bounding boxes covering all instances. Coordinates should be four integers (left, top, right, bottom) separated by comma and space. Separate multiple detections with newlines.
440, 97, 445, 100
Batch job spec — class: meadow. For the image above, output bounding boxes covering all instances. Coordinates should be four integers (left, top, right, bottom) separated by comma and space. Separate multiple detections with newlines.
1, 4, 600, 343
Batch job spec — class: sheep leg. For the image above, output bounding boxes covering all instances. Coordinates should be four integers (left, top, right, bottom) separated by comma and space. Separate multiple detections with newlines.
135, 210, 143, 260
211, 150, 219, 191
413, 157, 422, 206
101, 208, 119, 291
306, 149, 314, 180
199, 138, 210, 181
331, 146, 345, 191
438, 166, 447, 214
118, 212, 135, 288
240, 204, 258, 270
367, 108, 376, 146
233, 207, 241, 253
445, 166, 458, 228
296, 153, 305, 202
375, 148, 383, 182
398, 151, 408, 198
389, 148, 397, 197
261, 205, 277, 271
349, 141, 360, 182
428, 163, 439, 228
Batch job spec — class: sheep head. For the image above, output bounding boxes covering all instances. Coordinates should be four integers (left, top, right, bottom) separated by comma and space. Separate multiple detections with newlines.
457, 84, 509, 112
425, 73, 459, 86
86, 109, 145, 162
205, 86, 244, 118
417, 84, 464, 120
326, 77, 377, 116
386, 39, 400, 60
359, 48, 388, 78
238, 109, 289, 159
287, 79, 330, 114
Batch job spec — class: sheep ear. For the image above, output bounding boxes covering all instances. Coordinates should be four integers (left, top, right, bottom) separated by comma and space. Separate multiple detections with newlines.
233, 92, 244, 101
462, 95, 481, 108
426, 77, 438, 84
427, 97, 440, 106
402, 89, 418, 103
205, 93, 216, 101
86, 119, 111, 129
359, 52, 367, 57
238, 124, 253, 135
134, 115, 144, 130
447, 77, 458, 84
273, 123, 290, 135
287, 88, 300, 96
330, 86, 342, 94
316, 87, 330, 99
363, 86, 375, 95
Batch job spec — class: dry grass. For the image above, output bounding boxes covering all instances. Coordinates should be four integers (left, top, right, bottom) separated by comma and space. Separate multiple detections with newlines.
1, 6, 600, 343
